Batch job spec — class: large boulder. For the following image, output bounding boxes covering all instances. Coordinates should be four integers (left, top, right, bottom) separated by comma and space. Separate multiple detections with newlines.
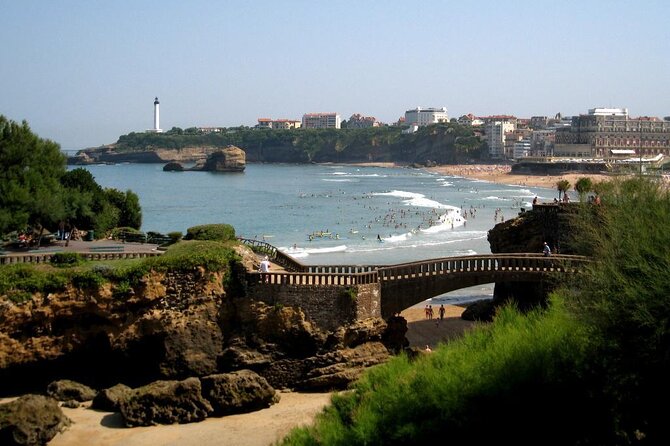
0, 394, 71, 446
118, 377, 212, 426
200, 370, 279, 416
46, 380, 96, 402
91, 383, 132, 412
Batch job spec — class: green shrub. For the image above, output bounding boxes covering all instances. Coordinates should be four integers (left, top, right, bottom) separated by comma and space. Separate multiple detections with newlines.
71, 271, 106, 290
6, 290, 33, 304
341, 287, 357, 303
184, 224, 236, 242
51, 252, 84, 267
0, 265, 69, 295
154, 240, 239, 272
168, 231, 183, 244
280, 301, 602, 445
112, 280, 133, 299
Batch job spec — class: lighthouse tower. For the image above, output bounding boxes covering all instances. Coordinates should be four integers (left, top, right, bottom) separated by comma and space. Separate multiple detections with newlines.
149, 97, 163, 133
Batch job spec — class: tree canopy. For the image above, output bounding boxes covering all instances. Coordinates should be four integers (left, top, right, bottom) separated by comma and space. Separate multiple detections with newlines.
0, 116, 141, 237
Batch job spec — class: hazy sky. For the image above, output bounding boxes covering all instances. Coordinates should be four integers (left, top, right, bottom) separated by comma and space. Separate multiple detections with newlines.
2, 1, 669, 149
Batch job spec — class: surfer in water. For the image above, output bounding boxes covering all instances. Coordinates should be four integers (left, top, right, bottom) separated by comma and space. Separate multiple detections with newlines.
377, 234, 383, 242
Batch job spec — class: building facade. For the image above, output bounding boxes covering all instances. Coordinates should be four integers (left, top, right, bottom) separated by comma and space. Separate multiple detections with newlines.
347, 113, 380, 128
302, 113, 341, 129
485, 118, 516, 159
555, 108, 670, 158
404, 107, 449, 127
513, 139, 531, 159
256, 118, 302, 129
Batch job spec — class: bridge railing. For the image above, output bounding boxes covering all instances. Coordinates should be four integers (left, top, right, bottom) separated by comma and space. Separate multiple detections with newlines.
377, 254, 589, 280
247, 270, 379, 286
305, 265, 380, 274
237, 238, 307, 272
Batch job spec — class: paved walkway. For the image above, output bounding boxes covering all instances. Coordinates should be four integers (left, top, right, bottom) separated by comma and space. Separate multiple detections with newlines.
2, 239, 160, 255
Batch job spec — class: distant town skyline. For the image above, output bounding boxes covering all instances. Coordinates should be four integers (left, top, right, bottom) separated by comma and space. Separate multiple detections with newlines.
2, 1, 669, 149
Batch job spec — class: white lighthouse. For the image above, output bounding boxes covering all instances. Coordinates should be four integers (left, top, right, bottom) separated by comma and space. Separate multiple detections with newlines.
149, 97, 163, 133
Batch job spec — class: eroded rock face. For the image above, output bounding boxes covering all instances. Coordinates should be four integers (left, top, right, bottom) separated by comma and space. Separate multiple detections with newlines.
0, 242, 400, 397
119, 378, 212, 427
190, 146, 245, 172
0, 394, 71, 446
297, 342, 391, 391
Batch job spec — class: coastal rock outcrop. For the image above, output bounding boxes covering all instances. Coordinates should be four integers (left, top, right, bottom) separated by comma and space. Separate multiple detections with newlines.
162, 162, 184, 171
189, 145, 245, 172
477, 203, 585, 320
69, 145, 225, 165
0, 241, 398, 400
0, 394, 71, 446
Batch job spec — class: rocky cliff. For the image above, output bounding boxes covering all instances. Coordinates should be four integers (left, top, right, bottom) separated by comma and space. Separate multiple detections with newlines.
0, 243, 398, 396
69, 146, 225, 165
465, 203, 584, 320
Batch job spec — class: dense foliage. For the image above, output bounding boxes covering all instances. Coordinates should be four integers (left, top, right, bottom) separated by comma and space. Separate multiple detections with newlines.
113, 124, 486, 164
0, 116, 142, 238
184, 223, 236, 242
281, 176, 670, 445
564, 177, 670, 443
0, 239, 240, 299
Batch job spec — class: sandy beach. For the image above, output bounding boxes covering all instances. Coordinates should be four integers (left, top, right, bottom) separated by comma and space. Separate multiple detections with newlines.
425, 164, 612, 192
351, 162, 615, 196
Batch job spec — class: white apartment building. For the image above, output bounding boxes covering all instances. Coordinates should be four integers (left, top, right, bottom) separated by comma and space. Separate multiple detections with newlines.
404, 107, 449, 127
302, 113, 341, 129
486, 120, 516, 158
513, 139, 532, 159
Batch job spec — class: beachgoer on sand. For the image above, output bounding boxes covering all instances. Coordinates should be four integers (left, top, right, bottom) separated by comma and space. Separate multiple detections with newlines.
439, 304, 445, 321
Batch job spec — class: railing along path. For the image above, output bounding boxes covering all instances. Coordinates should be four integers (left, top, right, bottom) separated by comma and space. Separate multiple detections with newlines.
238, 238, 588, 286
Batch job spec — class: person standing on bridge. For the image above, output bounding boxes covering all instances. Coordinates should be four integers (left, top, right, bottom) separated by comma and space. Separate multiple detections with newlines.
543, 242, 551, 257
259, 256, 271, 273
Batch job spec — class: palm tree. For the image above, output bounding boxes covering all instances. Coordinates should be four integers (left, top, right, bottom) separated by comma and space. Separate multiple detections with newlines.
556, 179, 571, 201
574, 177, 593, 202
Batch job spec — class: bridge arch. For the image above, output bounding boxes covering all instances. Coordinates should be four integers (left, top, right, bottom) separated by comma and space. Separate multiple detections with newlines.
239, 240, 588, 321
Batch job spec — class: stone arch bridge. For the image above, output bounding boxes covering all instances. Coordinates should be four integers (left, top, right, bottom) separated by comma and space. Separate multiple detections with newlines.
240, 239, 588, 329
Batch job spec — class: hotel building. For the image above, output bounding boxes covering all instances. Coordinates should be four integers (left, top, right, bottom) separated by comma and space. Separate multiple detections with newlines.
404, 107, 449, 127
302, 113, 341, 129
554, 108, 670, 158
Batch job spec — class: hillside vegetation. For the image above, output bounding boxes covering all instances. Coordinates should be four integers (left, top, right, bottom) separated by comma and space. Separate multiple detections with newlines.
280, 176, 670, 445
111, 124, 486, 165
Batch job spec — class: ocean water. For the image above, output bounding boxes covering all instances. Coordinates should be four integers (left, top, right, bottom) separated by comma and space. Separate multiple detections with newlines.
74, 162, 554, 305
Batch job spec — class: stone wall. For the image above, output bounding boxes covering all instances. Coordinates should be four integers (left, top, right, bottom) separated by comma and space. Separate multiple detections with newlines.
246, 282, 381, 331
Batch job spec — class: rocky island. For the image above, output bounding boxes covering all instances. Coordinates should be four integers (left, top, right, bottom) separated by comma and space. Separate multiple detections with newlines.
163, 145, 246, 173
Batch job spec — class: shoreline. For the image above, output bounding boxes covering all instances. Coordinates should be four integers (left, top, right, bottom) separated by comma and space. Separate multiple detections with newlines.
325, 161, 614, 192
